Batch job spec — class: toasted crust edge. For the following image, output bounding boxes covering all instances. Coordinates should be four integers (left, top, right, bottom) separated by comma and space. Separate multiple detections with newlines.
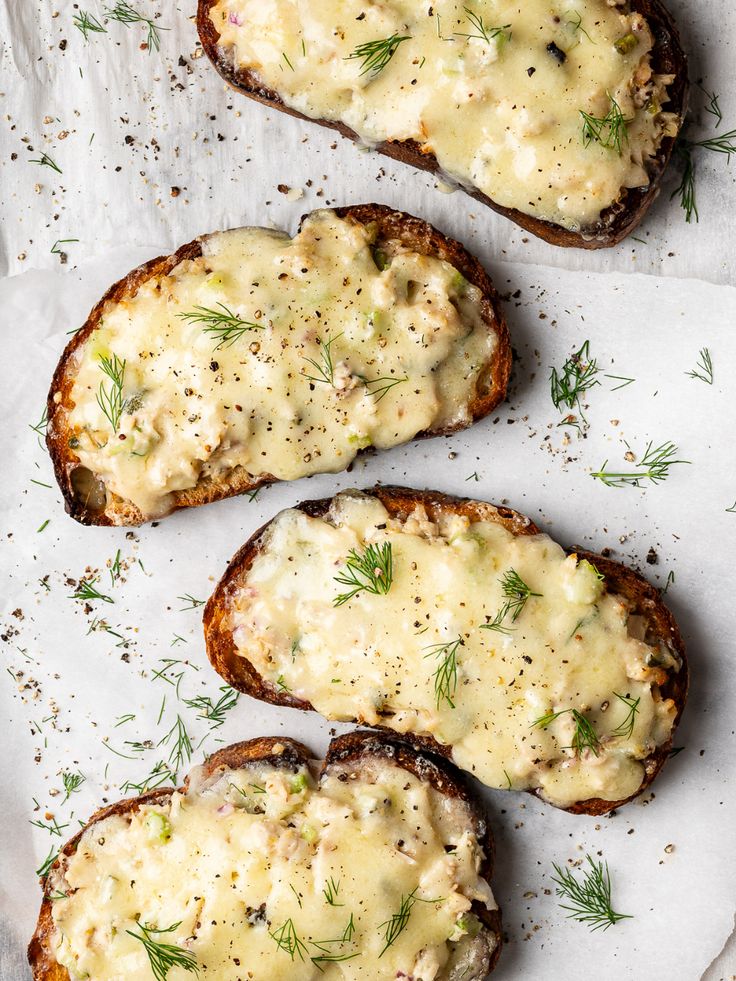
196, 0, 688, 249
203, 485, 688, 816
28, 733, 501, 980
46, 205, 511, 526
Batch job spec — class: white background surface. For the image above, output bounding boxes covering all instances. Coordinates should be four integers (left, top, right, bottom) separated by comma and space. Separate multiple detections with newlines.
1, 2, 735, 980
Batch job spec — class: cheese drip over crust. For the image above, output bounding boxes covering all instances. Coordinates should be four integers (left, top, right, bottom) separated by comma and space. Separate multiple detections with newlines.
208, 0, 677, 232
49, 754, 496, 980
228, 492, 681, 808
64, 210, 493, 520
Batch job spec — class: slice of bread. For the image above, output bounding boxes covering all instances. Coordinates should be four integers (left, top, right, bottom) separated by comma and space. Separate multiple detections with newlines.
197, 0, 687, 248
47, 205, 510, 526
204, 486, 688, 815
29, 732, 502, 980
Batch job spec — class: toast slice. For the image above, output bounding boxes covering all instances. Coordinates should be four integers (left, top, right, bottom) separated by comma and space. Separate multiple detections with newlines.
197, 0, 687, 249
29, 732, 502, 981
204, 487, 688, 815
47, 205, 510, 526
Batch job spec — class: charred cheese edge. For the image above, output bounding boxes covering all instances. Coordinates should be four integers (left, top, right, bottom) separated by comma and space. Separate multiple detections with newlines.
224, 491, 682, 808
47, 752, 497, 980
206, 0, 678, 233
59, 210, 494, 522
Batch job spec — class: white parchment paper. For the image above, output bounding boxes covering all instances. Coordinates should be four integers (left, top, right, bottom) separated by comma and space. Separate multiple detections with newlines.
1, 2, 736, 980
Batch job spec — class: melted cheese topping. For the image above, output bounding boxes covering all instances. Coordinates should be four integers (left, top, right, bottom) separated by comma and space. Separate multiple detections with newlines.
50, 755, 496, 980
208, 0, 678, 232
228, 492, 681, 808
64, 211, 493, 520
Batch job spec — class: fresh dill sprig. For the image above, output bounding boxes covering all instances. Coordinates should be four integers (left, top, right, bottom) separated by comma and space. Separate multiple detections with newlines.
549, 340, 600, 428
360, 374, 409, 403
455, 8, 510, 44
184, 686, 239, 729
178, 593, 205, 611
310, 915, 359, 966
104, 3, 168, 54
29, 406, 48, 441
36, 845, 60, 879
611, 692, 640, 739
62, 770, 86, 802
30, 815, 70, 837
30, 152, 62, 174
551, 855, 632, 931
51, 238, 79, 255
672, 126, 736, 223
158, 715, 193, 776
565, 10, 594, 43
270, 918, 309, 961
120, 760, 176, 795
423, 636, 463, 709
580, 95, 629, 155
378, 889, 441, 957
345, 34, 412, 78
333, 541, 394, 606
109, 549, 123, 585
532, 707, 601, 756
96, 353, 127, 432
178, 304, 264, 350
73, 10, 107, 40
126, 921, 199, 980
606, 374, 635, 391
590, 441, 689, 488
699, 85, 723, 127
70, 577, 115, 604
481, 569, 542, 634
302, 333, 343, 386
685, 347, 714, 384
323, 876, 344, 906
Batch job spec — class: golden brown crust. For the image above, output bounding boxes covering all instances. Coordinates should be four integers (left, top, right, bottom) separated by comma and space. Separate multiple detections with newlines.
203, 485, 688, 816
46, 205, 511, 526
28, 734, 502, 980
196, 0, 688, 249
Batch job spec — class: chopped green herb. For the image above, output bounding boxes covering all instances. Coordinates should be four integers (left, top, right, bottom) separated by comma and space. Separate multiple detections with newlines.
270, 918, 309, 961
126, 921, 199, 979
30, 152, 62, 174
96, 353, 127, 433
481, 569, 542, 634
549, 340, 600, 429
177, 593, 205, 611
580, 95, 630, 155
73, 10, 107, 40
323, 876, 344, 906
611, 693, 640, 739
301, 333, 343, 386
51, 238, 79, 255
685, 347, 713, 384
36, 845, 60, 879
62, 771, 86, 802
70, 578, 114, 604
378, 889, 442, 957
104, 3, 168, 54
551, 855, 632, 931
423, 636, 463, 709
178, 304, 264, 350
455, 8, 510, 45
532, 707, 601, 756
184, 686, 238, 729
345, 34, 411, 78
333, 541, 394, 606
590, 441, 690, 488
